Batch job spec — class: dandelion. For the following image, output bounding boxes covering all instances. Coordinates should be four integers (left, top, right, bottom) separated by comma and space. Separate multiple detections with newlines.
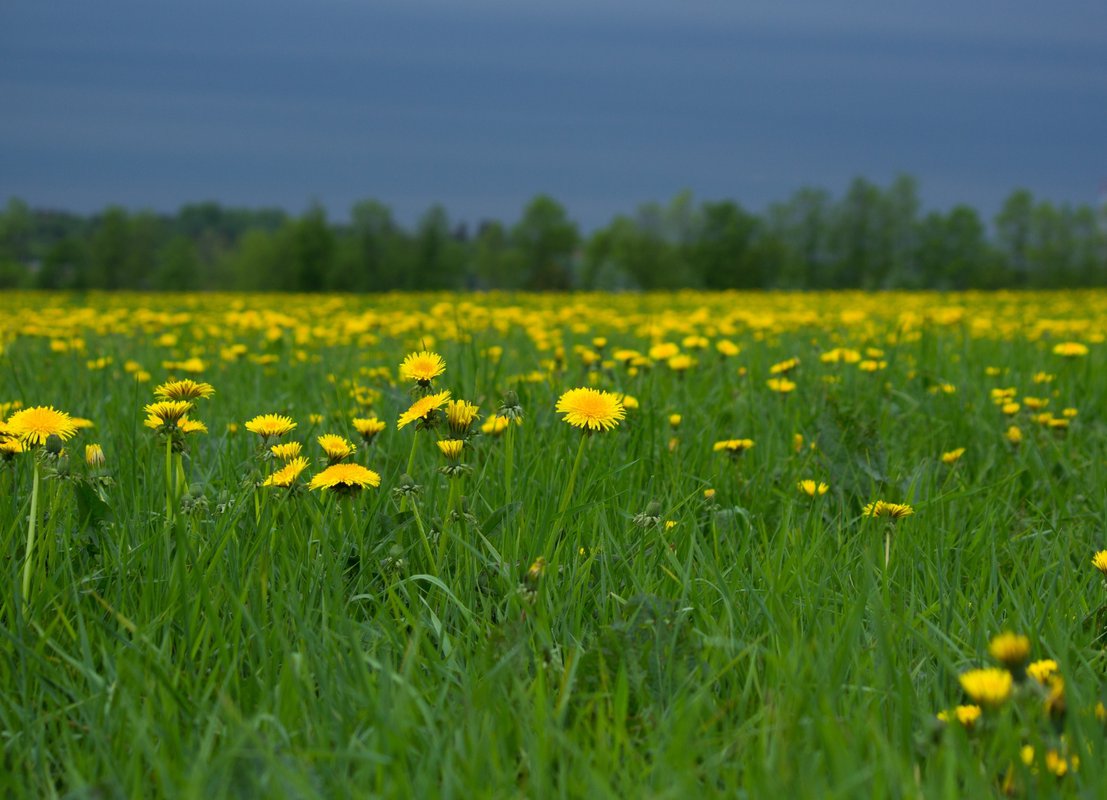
154, 379, 215, 401
270, 441, 302, 461
437, 439, 466, 461
989, 632, 1031, 676
445, 399, 480, 437
245, 413, 297, 439
263, 456, 309, 488
178, 418, 207, 435
713, 439, 755, 457
941, 448, 965, 465
555, 388, 625, 432
668, 414, 682, 428
308, 463, 381, 494
7, 406, 79, 446
1052, 342, 1088, 357
769, 357, 799, 375
936, 705, 982, 727
352, 416, 386, 443
1027, 659, 1058, 685
481, 415, 514, 436
1005, 425, 1022, 445
959, 667, 1012, 707
397, 390, 451, 430
85, 444, 105, 468
766, 377, 796, 393
318, 433, 356, 464
399, 350, 446, 385
862, 500, 914, 520
797, 480, 828, 497
1092, 550, 1107, 576
667, 354, 695, 372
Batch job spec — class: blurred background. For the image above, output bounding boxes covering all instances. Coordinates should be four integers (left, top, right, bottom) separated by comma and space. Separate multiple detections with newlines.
1, 0, 1105, 291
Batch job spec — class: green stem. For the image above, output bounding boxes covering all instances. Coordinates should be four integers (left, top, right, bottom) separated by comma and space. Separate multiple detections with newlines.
20, 459, 42, 607
410, 500, 436, 572
504, 422, 515, 509
400, 430, 419, 512
165, 435, 174, 523
557, 434, 588, 517
437, 477, 461, 573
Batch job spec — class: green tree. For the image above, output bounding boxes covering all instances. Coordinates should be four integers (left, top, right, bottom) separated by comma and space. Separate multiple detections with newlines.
511, 196, 579, 290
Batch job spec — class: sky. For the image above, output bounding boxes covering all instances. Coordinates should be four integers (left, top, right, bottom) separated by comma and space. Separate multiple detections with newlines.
2, 0, 1106, 229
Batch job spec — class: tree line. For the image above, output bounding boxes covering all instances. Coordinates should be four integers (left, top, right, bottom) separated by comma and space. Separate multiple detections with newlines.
1, 175, 1104, 292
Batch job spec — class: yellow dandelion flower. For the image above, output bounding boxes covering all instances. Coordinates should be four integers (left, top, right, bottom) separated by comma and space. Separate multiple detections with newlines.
71, 417, 95, 430
85, 444, 106, 467
481, 415, 517, 436
668, 414, 682, 428
7, 406, 80, 446
703, 488, 716, 500
648, 342, 679, 361
797, 480, 829, 497
1052, 341, 1088, 357
767, 377, 796, 393
1027, 659, 1058, 685
941, 447, 966, 465
936, 705, 982, 727
317, 433, 357, 463
1005, 425, 1022, 445
1023, 396, 1048, 410
397, 390, 451, 430
436, 439, 466, 460
555, 388, 625, 432
862, 500, 914, 520
154, 378, 215, 401
769, 357, 799, 375
0, 438, 24, 458
352, 416, 387, 442
270, 441, 302, 461
713, 438, 755, 456
1091, 550, 1107, 576
715, 339, 740, 357
445, 399, 480, 436
988, 632, 1030, 669
263, 456, 309, 488
1045, 750, 1076, 777
245, 414, 297, 438
959, 667, 1012, 707
179, 418, 207, 435
667, 354, 695, 372
144, 400, 193, 426
399, 350, 446, 384
308, 462, 381, 493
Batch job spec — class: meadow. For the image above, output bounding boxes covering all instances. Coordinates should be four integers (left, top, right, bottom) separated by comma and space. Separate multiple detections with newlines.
2, 289, 1106, 798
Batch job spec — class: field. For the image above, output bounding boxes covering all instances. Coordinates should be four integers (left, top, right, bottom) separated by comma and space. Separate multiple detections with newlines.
2, 290, 1107, 798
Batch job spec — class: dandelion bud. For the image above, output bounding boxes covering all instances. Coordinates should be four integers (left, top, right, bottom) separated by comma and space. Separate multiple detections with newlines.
45, 434, 64, 456
498, 390, 524, 421
85, 443, 106, 468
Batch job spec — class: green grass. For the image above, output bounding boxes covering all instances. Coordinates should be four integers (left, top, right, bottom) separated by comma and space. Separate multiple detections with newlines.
1, 290, 1106, 798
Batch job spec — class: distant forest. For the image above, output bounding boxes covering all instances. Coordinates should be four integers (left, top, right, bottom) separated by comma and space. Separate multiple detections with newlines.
2, 175, 1105, 292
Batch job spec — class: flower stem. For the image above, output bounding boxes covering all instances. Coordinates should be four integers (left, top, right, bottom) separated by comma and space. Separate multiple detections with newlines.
504, 421, 515, 509
20, 459, 42, 607
557, 434, 588, 517
400, 430, 419, 512
165, 435, 174, 523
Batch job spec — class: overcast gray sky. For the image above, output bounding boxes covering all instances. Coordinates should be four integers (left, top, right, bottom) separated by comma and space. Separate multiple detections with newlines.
2, 0, 1105, 228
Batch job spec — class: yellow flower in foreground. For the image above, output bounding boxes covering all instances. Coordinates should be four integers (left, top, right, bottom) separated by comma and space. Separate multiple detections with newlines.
246, 414, 297, 438
555, 388, 626, 432
352, 416, 386, 442
308, 463, 381, 493
85, 443, 106, 467
445, 400, 480, 436
936, 705, 982, 727
178, 418, 207, 435
7, 406, 80, 446
1052, 341, 1088, 357
988, 632, 1030, 669
0, 439, 24, 457
437, 439, 466, 460
941, 447, 965, 465
397, 390, 451, 430
144, 400, 193, 426
1091, 550, 1107, 576
1026, 659, 1058, 685
862, 500, 914, 520
797, 480, 828, 497
263, 456, 309, 488
959, 667, 1012, 707
270, 441, 302, 461
318, 433, 356, 463
399, 350, 446, 384
154, 378, 215, 401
